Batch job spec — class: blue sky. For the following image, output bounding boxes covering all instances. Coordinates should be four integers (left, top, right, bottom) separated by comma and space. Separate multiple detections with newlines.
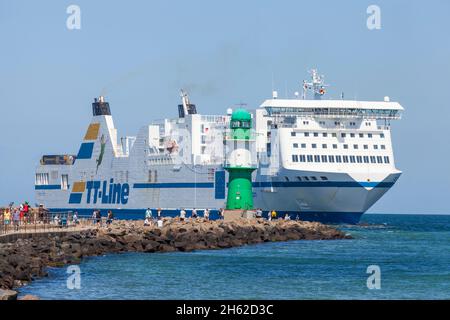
1, 0, 449, 213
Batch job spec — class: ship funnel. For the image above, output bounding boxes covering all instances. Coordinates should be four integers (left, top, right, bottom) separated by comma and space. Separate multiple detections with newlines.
92, 96, 111, 116
178, 89, 197, 118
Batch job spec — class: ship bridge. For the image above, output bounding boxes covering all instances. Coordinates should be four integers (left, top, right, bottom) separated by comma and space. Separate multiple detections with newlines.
260, 99, 403, 120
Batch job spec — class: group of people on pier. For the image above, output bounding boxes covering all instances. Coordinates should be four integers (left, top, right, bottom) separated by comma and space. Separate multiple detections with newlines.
0, 202, 51, 231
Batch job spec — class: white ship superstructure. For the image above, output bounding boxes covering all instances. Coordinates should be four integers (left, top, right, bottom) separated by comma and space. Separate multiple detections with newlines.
35, 70, 403, 223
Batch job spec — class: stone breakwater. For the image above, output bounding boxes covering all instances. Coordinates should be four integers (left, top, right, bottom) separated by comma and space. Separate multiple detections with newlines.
0, 218, 351, 295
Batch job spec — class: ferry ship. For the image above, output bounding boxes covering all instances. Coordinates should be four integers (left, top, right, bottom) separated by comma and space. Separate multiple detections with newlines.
35, 70, 403, 223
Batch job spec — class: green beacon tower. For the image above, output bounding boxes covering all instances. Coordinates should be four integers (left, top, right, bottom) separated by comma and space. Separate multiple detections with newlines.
224, 109, 257, 214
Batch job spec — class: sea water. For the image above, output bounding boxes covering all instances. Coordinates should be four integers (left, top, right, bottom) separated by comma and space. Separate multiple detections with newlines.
18, 214, 450, 299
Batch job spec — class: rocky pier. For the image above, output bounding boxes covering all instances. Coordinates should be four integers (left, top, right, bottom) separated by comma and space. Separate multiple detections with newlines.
0, 218, 351, 299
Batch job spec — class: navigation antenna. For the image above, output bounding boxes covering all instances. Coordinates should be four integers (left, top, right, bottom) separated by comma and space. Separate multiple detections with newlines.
302, 69, 329, 100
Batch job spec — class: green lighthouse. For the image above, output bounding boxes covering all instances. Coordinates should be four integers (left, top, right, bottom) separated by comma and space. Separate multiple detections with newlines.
224, 109, 257, 212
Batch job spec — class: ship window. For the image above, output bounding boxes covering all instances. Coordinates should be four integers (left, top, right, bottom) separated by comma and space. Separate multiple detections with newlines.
332, 133, 337, 137
304, 132, 309, 137
377, 156, 383, 163
51, 170, 58, 180
148, 170, 152, 182
201, 146, 207, 154
350, 133, 355, 138
322, 144, 327, 149
314, 155, 320, 162
384, 156, 390, 164
374, 145, 378, 150
292, 155, 299, 162
307, 155, 313, 162
350, 156, 356, 163
357, 156, 363, 163
319, 121, 325, 125
35, 173, 49, 185
320, 176, 328, 181
336, 155, 342, 163
363, 156, 369, 163
359, 133, 364, 138
299, 155, 306, 162
291, 132, 296, 137
332, 144, 338, 149
321, 155, 328, 163
301, 143, 306, 148
380, 133, 385, 138
313, 132, 318, 137
328, 155, 335, 163
343, 155, 349, 163
285, 176, 290, 182
381, 145, 386, 150
368, 133, 373, 138
154, 170, 158, 182
341, 133, 346, 138
303, 176, 310, 181
343, 144, 348, 149
61, 174, 69, 190
312, 144, 317, 149
364, 145, 368, 150
353, 144, 358, 150
201, 135, 206, 144
322, 133, 327, 137
293, 143, 299, 148
297, 176, 302, 181
310, 176, 317, 181
370, 156, 376, 163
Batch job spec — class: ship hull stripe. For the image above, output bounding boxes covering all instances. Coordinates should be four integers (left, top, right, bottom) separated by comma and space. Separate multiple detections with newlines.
35, 185, 62, 190
35, 181, 394, 191
131, 181, 395, 189
133, 182, 215, 189
47, 208, 364, 224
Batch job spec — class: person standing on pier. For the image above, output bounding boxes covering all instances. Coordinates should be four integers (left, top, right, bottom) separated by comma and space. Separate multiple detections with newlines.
73, 211, 79, 225
271, 210, 278, 220
145, 208, 152, 220
157, 208, 162, 219
256, 208, 263, 218
92, 210, 97, 225
12, 209, 20, 231
23, 202, 30, 224
96, 210, 102, 226
180, 208, 186, 221
192, 208, 198, 220
19, 204, 24, 225
4, 208, 11, 230
204, 208, 210, 221
106, 210, 114, 225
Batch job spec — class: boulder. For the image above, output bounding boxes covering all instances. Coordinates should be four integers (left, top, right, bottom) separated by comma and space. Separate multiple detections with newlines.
0, 289, 18, 300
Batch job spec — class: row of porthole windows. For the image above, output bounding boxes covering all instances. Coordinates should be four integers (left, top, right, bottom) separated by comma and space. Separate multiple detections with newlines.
291, 154, 390, 164
293, 143, 386, 150
291, 132, 384, 138
315, 121, 362, 127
